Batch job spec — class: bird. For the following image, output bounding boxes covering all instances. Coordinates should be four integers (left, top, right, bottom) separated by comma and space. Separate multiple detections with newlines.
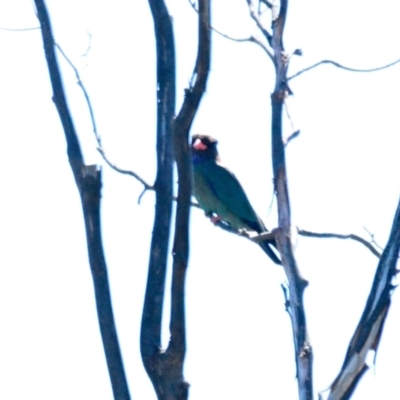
191, 133, 281, 265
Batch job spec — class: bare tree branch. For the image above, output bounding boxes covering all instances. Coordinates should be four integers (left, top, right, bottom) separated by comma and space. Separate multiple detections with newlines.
0, 26, 40, 31
188, 0, 275, 63
288, 57, 400, 81
281, 283, 291, 314
283, 95, 300, 144
328, 197, 400, 399
141, 0, 210, 398
97, 148, 153, 189
53, 41, 161, 206
140, 0, 176, 397
265, 0, 279, 20
260, 0, 274, 9
168, 1, 211, 396
298, 229, 381, 259
98, 147, 201, 208
55, 43, 101, 145
187, 0, 249, 43
54, 42, 172, 209
268, 0, 314, 398
33, 1, 130, 399
202, 216, 278, 247
250, 230, 277, 243
81, 31, 93, 59
284, 129, 301, 145
363, 226, 385, 251
249, 35, 274, 62
246, 0, 273, 45
211, 30, 250, 43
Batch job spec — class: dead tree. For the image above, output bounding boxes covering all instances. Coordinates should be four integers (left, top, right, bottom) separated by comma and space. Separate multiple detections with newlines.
31, 0, 400, 399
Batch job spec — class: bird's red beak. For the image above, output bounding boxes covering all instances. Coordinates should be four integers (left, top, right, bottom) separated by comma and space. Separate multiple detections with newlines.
193, 139, 207, 150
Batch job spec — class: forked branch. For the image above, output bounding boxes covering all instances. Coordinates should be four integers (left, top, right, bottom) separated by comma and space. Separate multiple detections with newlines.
140, 0, 176, 398
328, 198, 400, 399
168, 0, 211, 393
140, 0, 211, 399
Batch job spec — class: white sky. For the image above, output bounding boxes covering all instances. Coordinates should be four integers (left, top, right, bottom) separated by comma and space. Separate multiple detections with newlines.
0, 0, 400, 399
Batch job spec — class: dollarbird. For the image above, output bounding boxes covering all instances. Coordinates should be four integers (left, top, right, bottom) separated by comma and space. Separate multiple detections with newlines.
191, 134, 281, 265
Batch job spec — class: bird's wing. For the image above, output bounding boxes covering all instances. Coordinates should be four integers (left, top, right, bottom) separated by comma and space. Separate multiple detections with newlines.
201, 160, 264, 231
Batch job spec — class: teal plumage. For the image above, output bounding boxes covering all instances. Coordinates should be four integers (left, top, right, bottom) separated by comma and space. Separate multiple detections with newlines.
191, 134, 281, 265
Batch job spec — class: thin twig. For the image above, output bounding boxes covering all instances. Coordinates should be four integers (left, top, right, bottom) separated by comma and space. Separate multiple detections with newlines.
81, 31, 93, 59
266, 184, 276, 218
187, 0, 250, 43
260, 0, 274, 9
281, 283, 291, 314
98, 146, 201, 208
246, 0, 273, 45
284, 130, 301, 145
363, 226, 384, 251
261, 0, 278, 20
298, 228, 381, 259
138, 187, 149, 204
0, 26, 40, 31
55, 42, 162, 203
288, 57, 400, 81
187, 0, 274, 62
97, 148, 153, 188
55, 43, 101, 145
283, 95, 300, 145
249, 35, 274, 63
284, 95, 296, 132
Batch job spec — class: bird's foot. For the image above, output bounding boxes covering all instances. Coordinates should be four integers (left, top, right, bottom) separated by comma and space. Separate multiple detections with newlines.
239, 229, 258, 239
205, 213, 234, 230
210, 215, 223, 225
204, 212, 222, 225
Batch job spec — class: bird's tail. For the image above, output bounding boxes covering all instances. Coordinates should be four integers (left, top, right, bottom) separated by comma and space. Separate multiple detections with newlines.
259, 240, 281, 265
245, 219, 282, 265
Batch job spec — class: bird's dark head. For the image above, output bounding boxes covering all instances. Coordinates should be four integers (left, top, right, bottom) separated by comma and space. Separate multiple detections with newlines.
191, 134, 220, 163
